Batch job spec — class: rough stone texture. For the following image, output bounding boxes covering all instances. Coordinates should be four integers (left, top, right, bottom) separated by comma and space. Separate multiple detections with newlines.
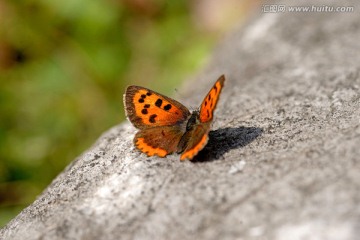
1, 0, 360, 239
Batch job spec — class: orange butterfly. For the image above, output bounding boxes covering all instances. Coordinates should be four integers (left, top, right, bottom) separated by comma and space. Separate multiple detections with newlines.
124, 75, 225, 161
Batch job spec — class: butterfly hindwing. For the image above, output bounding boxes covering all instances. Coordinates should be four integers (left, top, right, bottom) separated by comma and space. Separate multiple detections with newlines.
199, 75, 225, 123
124, 86, 191, 129
135, 125, 185, 157
179, 122, 211, 161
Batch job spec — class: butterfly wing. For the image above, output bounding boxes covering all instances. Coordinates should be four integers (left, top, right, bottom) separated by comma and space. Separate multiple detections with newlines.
124, 86, 191, 129
180, 75, 225, 160
199, 75, 225, 123
135, 125, 185, 157
179, 122, 211, 161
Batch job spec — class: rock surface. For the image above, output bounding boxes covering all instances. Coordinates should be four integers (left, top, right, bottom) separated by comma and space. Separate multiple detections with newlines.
1, 0, 360, 239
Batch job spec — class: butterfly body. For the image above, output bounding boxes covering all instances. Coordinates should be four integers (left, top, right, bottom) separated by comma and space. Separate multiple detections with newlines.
124, 75, 225, 161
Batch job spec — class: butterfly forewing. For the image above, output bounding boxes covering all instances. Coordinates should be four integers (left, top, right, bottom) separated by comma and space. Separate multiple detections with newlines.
199, 75, 225, 123
124, 86, 191, 129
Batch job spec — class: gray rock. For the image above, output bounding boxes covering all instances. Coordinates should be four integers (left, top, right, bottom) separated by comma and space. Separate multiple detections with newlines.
1, 0, 360, 239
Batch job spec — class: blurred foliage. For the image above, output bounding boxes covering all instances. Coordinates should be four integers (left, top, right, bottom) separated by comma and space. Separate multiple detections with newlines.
0, 0, 255, 227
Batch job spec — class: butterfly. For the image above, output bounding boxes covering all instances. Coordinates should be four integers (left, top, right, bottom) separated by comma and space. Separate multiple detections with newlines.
124, 75, 225, 161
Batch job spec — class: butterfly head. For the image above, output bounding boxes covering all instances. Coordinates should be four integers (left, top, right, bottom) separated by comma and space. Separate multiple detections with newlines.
186, 110, 201, 131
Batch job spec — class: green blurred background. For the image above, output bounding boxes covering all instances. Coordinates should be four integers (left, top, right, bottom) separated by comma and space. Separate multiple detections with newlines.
0, 0, 255, 226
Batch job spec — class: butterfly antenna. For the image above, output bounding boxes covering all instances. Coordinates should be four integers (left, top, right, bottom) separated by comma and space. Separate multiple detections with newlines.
174, 88, 185, 99
174, 88, 198, 111
189, 106, 199, 112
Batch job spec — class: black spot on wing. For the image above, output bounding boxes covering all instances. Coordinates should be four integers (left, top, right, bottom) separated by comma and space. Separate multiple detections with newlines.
146, 92, 152, 96
141, 109, 148, 115
138, 98, 144, 103
164, 104, 172, 111
149, 114, 157, 123
155, 99, 163, 108
144, 104, 150, 108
